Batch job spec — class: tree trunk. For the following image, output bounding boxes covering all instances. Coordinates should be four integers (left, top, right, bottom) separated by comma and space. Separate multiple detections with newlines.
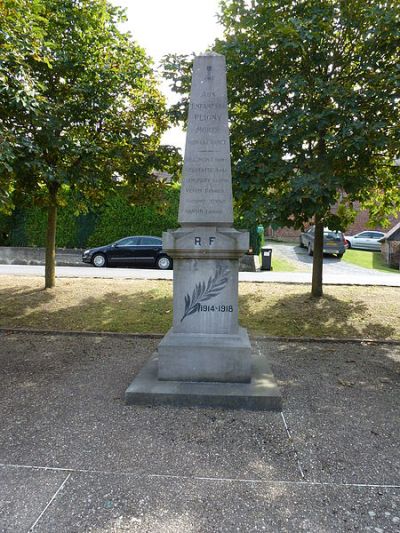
311, 218, 324, 297
45, 184, 58, 289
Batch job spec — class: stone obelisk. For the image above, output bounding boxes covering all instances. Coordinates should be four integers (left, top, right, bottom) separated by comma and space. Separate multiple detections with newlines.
125, 53, 281, 410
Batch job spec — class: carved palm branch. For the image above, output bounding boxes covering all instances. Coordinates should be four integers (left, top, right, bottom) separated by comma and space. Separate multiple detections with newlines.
181, 265, 230, 322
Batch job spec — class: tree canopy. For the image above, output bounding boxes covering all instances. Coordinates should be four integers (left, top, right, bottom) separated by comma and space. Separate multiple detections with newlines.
0, 0, 49, 212
1, 0, 179, 286
215, 0, 400, 231
163, 0, 400, 295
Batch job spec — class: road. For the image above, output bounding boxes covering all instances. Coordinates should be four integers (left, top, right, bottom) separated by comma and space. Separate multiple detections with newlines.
1, 263, 400, 286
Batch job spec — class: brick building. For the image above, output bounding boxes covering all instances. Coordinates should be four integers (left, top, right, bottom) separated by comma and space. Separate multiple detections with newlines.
266, 203, 400, 240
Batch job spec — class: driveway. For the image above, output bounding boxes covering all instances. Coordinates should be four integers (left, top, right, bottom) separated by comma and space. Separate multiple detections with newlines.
269, 241, 393, 276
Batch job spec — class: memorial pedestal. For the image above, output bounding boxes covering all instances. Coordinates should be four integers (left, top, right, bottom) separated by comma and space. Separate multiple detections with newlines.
158, 327, 252, 383
157, 226, 253, 383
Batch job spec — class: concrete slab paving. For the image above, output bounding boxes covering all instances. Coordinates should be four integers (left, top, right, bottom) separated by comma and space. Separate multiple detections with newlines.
263, 339, 400, 485
284, 406, 400, 485
34, 472, 400, 533
0, 465, 68, 532
0, 331, 399, 531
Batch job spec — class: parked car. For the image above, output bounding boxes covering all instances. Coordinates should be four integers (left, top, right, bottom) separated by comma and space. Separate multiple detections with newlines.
299, 227, 346, 258
82, 236, 172, 269
344, 231, 385, 251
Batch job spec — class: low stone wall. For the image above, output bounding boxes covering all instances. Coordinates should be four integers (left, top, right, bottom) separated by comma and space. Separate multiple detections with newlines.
239, 254, 258, 272
0, 247, 84, 266
0, 246, 258, 271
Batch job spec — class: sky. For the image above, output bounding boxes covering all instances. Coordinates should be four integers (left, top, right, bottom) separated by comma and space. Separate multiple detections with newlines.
110, 0, 224, 152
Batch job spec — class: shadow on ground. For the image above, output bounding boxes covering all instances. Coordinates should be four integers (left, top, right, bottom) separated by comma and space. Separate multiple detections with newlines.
0, 283, 57, 322
240, 291, 396, 339
293, 245, 343, 265
1, 282, 398, 340
0, 287, 172, 333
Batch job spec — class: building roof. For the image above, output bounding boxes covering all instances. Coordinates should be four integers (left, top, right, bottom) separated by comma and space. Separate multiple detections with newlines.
380, 221, 400, 242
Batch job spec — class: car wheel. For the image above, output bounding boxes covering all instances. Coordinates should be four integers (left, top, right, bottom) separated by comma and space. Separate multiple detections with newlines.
307, 244, 313, 256
157, 255, 171, 270
337, 252, 344, 259
92, 253, 107, 267
345, 240, 351, 249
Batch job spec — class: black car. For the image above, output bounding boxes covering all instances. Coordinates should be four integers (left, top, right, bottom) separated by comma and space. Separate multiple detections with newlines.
82, 236, 172, 269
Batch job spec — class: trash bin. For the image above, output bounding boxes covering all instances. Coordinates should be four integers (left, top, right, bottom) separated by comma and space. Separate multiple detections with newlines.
261, 246, 272, 271
256, 224, 264, 235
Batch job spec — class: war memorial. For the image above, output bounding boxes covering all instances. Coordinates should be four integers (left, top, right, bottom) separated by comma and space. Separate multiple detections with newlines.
126, 53, 281, 410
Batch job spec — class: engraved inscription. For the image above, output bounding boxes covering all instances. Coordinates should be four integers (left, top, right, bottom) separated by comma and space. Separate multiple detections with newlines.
178, 55, 233, 224
184, 177, 231, 183
190, 102, 226, 110
184, 167, 214, 173
184, 208, 224, 215
200, 305, 233, 313
181, 266, 230, 322
193, 114, 222, 121
187, 139, 227, 146
193, 236, 216, 246
195, 126, 219, 133
184, 167, 228, 173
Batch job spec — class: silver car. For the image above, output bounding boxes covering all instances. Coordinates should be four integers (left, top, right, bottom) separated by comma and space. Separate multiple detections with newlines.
344, 231, 385, 251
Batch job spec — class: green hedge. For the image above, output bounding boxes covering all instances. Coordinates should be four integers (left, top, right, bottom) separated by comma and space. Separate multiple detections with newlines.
6, 202, 83, 248
87, 187, 179, 247
2, 186, 180, 248
3, 209, 26, 246
2, 186, 263, 251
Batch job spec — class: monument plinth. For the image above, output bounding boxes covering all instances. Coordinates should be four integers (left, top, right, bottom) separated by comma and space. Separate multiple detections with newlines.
126, 53, 281, 410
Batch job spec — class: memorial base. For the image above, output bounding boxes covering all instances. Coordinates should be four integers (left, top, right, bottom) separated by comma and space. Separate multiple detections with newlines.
125, 351, 282, 411
157, 327, 252, 383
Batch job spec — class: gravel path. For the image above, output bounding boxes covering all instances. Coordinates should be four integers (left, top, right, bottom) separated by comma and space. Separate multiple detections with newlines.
0, 331, 399, 532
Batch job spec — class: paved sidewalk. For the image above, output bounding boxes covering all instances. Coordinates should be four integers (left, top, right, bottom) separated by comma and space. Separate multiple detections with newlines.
1, 264, 400, 286
0, 331, 399, 532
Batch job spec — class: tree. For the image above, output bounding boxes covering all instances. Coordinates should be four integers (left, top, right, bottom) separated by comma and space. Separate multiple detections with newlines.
163, 0, 400, 296
0, 0, 49, 213
1, 0, 178, 288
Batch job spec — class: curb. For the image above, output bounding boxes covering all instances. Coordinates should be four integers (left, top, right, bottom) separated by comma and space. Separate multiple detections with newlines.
252, 334, 400, 345
0, 327, 163, 339
1, 271, 399, 287
1, 327, 399, 346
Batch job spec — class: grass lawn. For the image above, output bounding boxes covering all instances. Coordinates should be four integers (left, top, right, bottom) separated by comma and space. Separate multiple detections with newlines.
343, 249, 400, 274
259, 253, 298, 272
259, 241, 306, 272
1, 276, 399, 340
